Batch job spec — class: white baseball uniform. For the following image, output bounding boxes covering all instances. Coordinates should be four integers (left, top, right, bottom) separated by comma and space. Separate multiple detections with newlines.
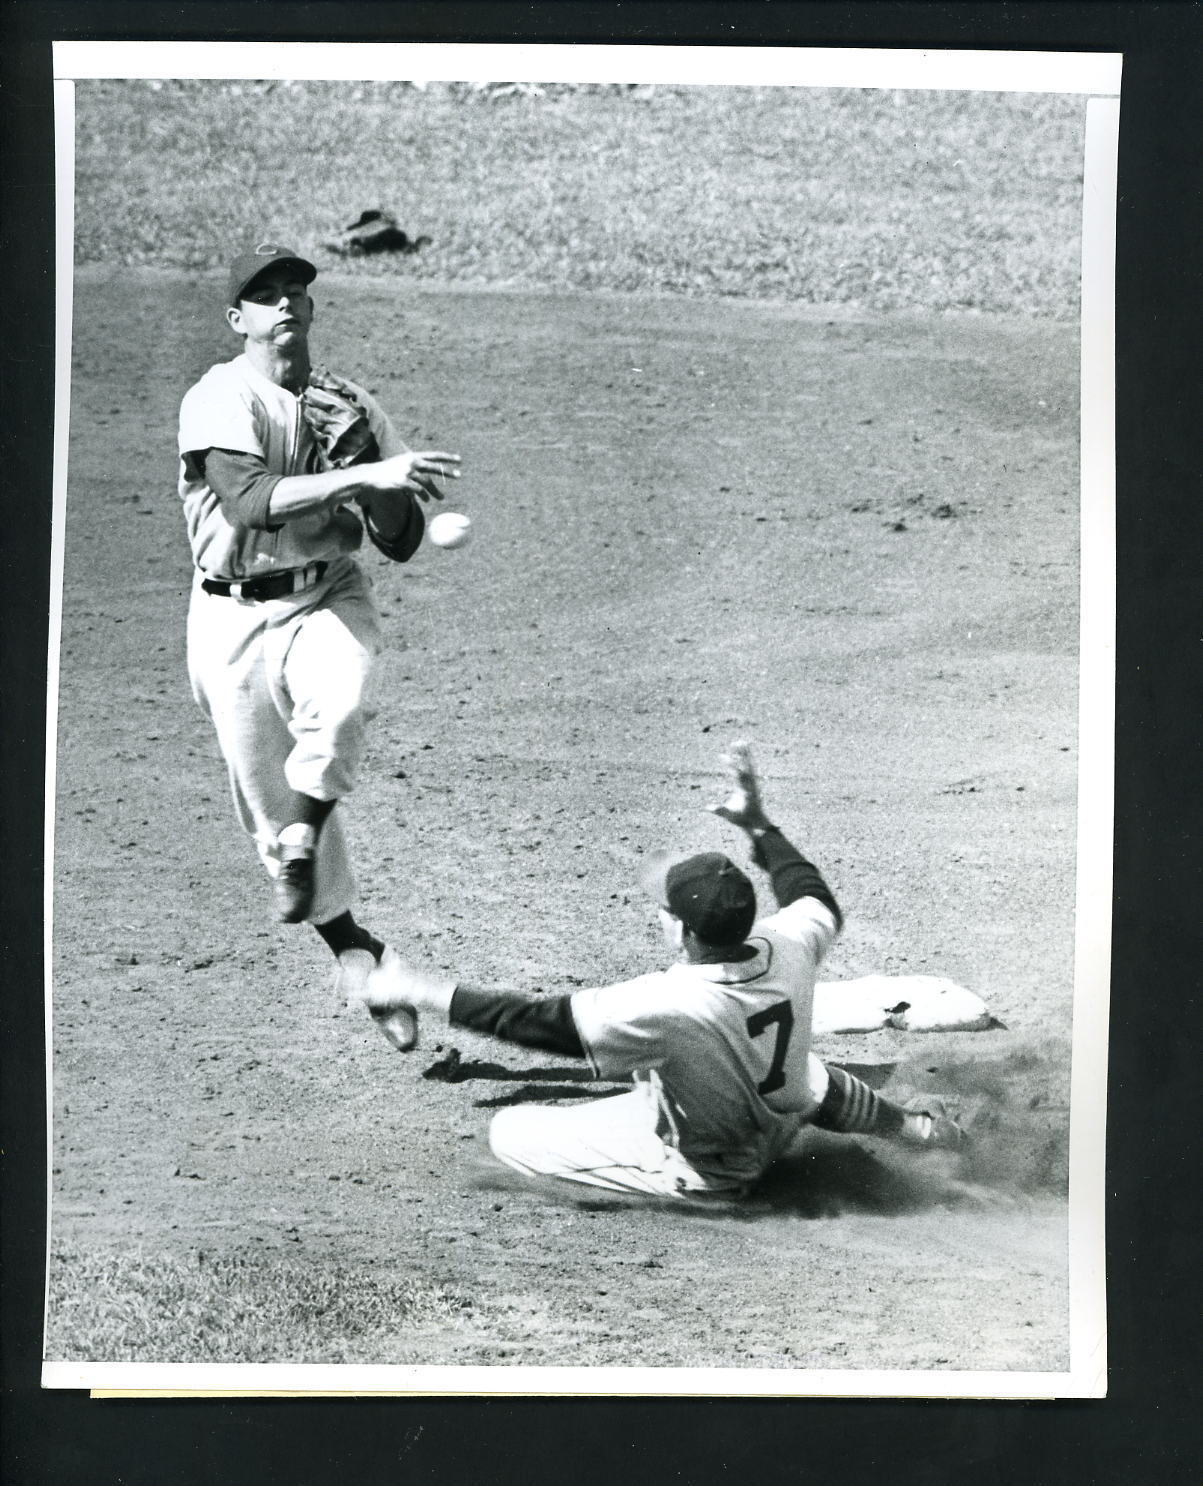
178, 353, 408, 924
487, 892, 839, 1198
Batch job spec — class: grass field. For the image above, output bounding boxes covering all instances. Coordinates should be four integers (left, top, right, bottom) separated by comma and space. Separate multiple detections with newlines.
46, 83, 1089, 1382
74, 81, 1085, 316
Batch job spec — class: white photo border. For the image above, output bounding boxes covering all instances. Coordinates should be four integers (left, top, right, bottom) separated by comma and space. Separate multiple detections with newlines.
43, 39, 1120, 1401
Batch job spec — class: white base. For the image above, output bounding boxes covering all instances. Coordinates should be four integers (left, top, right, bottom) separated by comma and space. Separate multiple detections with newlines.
812, 975, 994, 1034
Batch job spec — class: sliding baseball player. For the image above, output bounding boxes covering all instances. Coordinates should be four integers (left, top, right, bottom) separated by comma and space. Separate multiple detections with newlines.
361, 743, 968, 1200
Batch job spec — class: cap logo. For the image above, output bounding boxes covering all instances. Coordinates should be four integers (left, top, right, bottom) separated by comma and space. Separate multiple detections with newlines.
255, 242, 282, 256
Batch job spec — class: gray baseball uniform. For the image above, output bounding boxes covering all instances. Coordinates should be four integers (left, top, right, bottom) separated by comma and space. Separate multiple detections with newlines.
434, 828, 843, 1198
178, 353, 408, 924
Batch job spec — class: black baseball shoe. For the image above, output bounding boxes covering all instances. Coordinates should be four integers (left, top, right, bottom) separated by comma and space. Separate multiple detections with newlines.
274, 847, 315, 923
899, 1097, 970, 1152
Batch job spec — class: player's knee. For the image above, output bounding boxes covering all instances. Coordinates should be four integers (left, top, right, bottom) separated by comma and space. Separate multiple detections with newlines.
487, 1105, 527, 1156
292, 696, 368, 768
805, 1053, 831, 1112
488, 1106, 546, 1170
320, 679, 370, 734
325, 708, 368, 763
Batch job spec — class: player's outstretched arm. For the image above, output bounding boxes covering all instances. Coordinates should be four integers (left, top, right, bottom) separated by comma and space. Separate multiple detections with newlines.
198, 446, 461, 529
269, 450, 461, 522
348, 954, 588, 1059
707, 741, 843, 930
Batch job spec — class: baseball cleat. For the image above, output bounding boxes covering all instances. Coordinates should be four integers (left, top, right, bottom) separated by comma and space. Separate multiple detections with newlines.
274, 847, 315, 923
899, 1097, 970, 1152
337, 945, 419, 1052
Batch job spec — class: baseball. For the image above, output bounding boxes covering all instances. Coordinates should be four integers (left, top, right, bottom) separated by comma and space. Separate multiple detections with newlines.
428, 511, 472, 550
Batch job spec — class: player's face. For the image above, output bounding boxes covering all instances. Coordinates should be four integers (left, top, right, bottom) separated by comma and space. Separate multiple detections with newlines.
227, 269, 314, 348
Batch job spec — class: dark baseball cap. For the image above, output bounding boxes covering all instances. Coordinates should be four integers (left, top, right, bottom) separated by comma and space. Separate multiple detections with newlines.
227, 241, 317, 304
639, 849, 757, 946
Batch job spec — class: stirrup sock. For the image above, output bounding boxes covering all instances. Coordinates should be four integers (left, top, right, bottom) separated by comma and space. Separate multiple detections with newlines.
813, 1064, 904, 1135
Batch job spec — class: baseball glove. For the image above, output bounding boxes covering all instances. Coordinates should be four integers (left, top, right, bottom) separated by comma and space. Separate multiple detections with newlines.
302, 366, 426, 563
301, 367, 381, 470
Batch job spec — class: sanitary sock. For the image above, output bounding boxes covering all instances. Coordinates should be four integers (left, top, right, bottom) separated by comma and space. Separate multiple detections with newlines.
813, 1064, 905, 1136
314, 911, 385, 964
292, 795, 337, 833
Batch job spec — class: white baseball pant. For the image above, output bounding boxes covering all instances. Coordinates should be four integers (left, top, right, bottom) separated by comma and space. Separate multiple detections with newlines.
187, 557, 381, 925
487, 1078, 809, 1201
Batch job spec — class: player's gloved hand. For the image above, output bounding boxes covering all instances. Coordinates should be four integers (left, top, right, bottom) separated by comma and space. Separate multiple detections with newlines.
303, 368, 462, 499
707, 740, 774, 835
303, 368, 382, 470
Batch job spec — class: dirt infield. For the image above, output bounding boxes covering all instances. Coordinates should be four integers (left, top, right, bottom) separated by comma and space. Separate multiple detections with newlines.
46, 265, 1080, 1376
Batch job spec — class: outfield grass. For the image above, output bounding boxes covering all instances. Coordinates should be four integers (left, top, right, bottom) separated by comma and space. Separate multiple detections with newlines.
74, 81, 1085, 317
45, 1247, 478, 1364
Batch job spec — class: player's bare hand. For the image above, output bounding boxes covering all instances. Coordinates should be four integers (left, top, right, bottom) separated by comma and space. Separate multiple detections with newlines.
707, 740, 773, 833
371, 450, 461, 501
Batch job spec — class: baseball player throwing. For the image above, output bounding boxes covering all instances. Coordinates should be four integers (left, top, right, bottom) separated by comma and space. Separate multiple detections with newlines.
177, 239, 460, 1031
366, 743, 967, 1200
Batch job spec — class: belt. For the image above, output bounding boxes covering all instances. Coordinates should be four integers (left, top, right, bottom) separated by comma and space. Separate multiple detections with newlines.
201, 562, 328, 601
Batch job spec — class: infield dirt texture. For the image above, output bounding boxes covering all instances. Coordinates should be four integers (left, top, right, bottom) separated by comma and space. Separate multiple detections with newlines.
47, 82, 1088, 1377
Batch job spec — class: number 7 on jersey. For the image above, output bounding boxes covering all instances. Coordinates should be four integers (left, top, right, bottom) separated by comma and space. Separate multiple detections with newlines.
746, 1000, 794, 1096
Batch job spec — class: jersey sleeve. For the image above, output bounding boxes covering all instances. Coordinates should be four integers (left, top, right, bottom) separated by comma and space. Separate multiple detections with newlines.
338, 378, 410, 460
338, 381, 427, 562
199, 447, 281, 530
361, 496, 425, 563
448, 985, 585, 1057
178, 372, 264, 463
751, 826, 842, 930
569, 974, 674, 1081
755, 896, 840, 963
371, 405, 409, 460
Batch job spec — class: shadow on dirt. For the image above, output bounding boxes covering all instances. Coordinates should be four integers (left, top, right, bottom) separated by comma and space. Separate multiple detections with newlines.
422, 1050, 894, 1101
421, 1048, 610, 1108
421, 1048, 587, 1085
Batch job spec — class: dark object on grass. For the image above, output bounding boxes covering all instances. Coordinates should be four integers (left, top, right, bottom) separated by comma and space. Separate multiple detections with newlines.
324, 209, 432, 257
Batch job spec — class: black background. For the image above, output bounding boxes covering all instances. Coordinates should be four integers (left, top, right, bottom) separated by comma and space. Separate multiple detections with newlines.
3, 3, 1200, 1482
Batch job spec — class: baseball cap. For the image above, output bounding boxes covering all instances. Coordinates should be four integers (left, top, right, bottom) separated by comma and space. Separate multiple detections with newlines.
227, 241, 317, 305
639, 849, 757, 946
